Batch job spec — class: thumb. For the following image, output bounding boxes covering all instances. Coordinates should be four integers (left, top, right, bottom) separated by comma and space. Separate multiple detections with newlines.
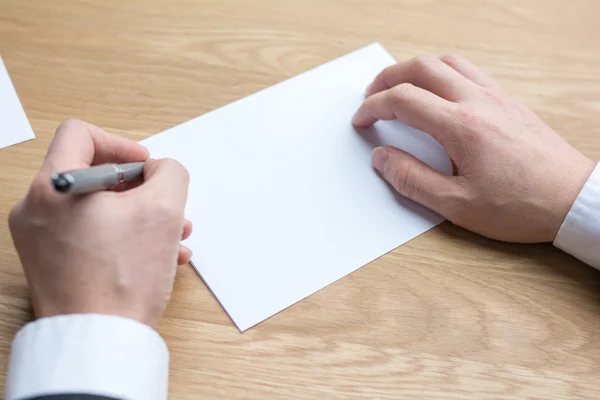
372, 146, 458, 216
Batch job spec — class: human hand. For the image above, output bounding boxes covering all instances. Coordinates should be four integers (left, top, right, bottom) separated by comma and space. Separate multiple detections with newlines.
9, 119, 192, 327
353, 54, 595, 243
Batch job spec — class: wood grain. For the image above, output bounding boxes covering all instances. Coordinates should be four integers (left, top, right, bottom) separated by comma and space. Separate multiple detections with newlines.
2, 0, 600, 398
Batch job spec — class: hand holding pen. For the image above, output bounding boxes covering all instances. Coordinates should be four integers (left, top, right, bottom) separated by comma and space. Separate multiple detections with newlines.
9, 120, 193, 327
52, 162, 146, 195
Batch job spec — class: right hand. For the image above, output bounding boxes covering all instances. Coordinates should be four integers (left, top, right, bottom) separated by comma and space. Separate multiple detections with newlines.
353, 54, 595, 243
9, 119, 192, 327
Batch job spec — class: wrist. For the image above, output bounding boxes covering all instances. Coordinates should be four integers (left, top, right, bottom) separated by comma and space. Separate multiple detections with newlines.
32, 296, 160, 329
550, 156, 595, 241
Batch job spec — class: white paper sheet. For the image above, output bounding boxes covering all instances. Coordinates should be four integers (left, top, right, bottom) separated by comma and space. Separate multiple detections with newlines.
142, 43, 451, 331
0, 56, 35, 149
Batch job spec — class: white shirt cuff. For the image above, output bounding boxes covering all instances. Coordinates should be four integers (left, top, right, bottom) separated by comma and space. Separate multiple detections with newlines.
554, 162, 600, 268
5, 314, 169, 400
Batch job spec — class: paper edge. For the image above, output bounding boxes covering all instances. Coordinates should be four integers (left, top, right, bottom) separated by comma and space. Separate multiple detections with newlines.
141, 42, 386, 145
0, 55, 36, 149
233, 219, 443, 332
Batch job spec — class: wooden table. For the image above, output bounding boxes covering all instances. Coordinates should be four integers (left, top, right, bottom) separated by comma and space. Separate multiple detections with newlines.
2, 1, 600, 398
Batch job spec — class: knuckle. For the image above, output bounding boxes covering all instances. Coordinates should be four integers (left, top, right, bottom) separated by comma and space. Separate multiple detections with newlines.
380, 64, 395, 80
453, 105, 500, 143
56, 118, 86, 135
376, 66, 394, 90
481, 87, 505, 106
442, 132, 471, 159
411, 55, 440, 72
159, 158, 189, 179
440, 180, 470, 223
440, 53, 465, 64
174, 160, 190, 182
388, 83, 416, 104
16, 174, 64, 217
153, 197, 181, 220
28, 175, 53, 203
390, 159, 421, 200
455, 105, 483, 128
7, 203, 22, 231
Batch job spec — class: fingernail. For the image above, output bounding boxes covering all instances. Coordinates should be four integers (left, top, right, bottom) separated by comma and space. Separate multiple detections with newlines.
372, 147, 389, 174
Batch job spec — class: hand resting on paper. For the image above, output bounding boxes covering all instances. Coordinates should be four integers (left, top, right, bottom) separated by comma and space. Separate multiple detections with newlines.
353, 54, 594, 243
8, 119, 192, 327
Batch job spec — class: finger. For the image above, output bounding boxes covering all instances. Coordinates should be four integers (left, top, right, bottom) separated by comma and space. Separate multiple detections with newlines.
111, 180, 143, 192
439, 54, 500, 88
353, 83, 456, 145
365, 56, 478, 101
181, 219, 193, 240
138, 158, 190, 213
372, 146, 459, 216
178, 244, 193, 265
43, 119, 149, 174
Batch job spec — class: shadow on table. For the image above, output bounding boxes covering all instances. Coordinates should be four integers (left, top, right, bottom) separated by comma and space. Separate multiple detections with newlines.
436, 222, 600, 287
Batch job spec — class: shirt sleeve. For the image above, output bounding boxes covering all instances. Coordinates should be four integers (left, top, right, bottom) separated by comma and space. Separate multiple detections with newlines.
554, 162, 600, 268
5, 314, 169, 400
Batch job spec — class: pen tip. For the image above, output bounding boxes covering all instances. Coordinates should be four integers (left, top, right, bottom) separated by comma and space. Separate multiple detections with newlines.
52, 176, 71, 193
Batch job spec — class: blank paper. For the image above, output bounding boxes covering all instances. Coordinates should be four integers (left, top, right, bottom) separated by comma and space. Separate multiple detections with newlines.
0, 56, 35, 149
142, 43, 451, 331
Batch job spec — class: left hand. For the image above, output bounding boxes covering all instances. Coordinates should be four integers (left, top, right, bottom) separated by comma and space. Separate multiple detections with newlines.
352, 54, 594, 243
